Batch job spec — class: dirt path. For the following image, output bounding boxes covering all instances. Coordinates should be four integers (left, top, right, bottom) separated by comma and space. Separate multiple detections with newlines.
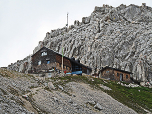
19, 96, 38, 114
20, 86, 43, 114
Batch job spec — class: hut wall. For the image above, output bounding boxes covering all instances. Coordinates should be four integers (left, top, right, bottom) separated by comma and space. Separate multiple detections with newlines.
32, 49, 56, 67
101, 68, 114, 80
56, 54, 71, 68
114, 70, 131, 82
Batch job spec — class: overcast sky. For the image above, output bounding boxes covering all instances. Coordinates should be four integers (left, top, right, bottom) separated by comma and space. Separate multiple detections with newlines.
0, 0, 152, 67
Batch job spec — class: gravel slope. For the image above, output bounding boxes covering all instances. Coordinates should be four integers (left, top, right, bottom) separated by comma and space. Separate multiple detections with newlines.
0, 68, 137, 114
32, 82, 137, 114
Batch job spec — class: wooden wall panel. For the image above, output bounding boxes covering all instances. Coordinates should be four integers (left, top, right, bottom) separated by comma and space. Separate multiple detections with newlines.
114, 70, 131, 82
101, 68, 114, 80
56, 54, 71, 68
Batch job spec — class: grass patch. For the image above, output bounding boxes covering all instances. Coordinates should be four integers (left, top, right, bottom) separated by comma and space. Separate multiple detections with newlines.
104, 81, 152, 113
51, 75, 104, 86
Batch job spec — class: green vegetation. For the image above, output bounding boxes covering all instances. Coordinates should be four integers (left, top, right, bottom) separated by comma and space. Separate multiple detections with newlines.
51, 75, 152, 113
104, 81, 152, 114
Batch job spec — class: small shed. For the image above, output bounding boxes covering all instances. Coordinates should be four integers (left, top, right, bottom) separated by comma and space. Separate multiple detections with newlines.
98, 66, 133, 83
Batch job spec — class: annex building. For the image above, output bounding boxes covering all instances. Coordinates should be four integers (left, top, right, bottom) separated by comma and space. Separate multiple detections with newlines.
98, 66, 133, 83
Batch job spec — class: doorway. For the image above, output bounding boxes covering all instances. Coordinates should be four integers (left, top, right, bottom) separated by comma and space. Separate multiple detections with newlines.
120, 73, 123, 81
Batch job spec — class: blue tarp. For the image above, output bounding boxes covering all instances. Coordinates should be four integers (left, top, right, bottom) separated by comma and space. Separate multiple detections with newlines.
72, 71, 82, 75
66, 72, 72, 74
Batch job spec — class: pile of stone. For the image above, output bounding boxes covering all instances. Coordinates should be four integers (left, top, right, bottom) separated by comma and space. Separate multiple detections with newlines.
117, 82, 140, 87
99, 84, 112, 90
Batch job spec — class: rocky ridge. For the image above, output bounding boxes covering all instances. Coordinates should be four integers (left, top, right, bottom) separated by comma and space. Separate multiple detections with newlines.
8, 3, 152, 84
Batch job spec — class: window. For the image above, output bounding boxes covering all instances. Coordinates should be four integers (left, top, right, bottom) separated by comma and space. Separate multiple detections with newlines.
106, 71, 109, 73
126, 75, 128, 79
38, 61, 41, 65
117, 73, 119, 76
41, 52, 47, 56
48, 73, 52, 78
47, 60, 50, 64
44, 52, 47, 55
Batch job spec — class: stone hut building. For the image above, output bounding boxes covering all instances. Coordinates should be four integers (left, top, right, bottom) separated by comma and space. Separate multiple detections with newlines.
29, 47, 92, 76
98, 66, 133, 83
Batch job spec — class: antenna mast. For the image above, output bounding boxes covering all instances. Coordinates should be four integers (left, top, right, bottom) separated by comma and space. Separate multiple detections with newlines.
62, 12, 69, 74
67, 12, 68, 28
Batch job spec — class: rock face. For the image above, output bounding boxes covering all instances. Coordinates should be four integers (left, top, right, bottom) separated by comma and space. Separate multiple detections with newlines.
8, 3, 152, 84
7, 55, 32, 74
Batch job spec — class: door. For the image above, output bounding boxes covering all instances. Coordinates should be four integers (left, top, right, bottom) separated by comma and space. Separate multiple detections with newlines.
120, 73, 123, 81
48, 73, 52, 78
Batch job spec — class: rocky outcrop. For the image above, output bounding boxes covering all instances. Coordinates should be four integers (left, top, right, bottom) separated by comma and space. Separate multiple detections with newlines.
8, 3, 152, 84
7, 55, 32, 74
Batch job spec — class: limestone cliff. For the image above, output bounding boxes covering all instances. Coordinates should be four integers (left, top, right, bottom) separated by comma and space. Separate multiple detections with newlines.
8, 3, 152, 84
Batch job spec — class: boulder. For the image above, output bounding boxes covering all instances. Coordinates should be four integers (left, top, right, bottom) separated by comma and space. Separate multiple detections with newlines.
140, 82, 145, 86
48, 82, 55, 90
94, 103, 103, 110
87, 101, 96, 105
52, 97, 58, 102
58, 85, 64, 90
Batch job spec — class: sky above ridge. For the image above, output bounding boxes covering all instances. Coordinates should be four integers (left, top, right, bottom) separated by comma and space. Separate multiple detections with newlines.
0, 0, 152, 67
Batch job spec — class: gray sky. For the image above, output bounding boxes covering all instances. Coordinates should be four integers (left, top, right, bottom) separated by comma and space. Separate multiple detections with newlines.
0, 0, 152, 67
